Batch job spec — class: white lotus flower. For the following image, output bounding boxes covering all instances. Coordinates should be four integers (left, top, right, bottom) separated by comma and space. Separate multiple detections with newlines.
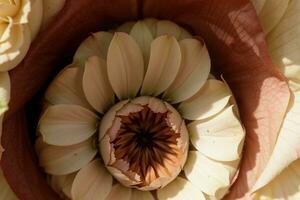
35, 19, 245, 200
251, 0, 300, 199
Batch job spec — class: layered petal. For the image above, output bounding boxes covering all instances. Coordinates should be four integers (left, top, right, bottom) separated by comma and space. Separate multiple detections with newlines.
73, 32, 113, 66
141, 35, 181, 96
41, 0, 66, 29
157, 177, 205, 200
254, 159, 300, 200
49, 173, 76, 199
252, 89, 300, 192
0, 168, 17, 200
36, 137, 97, 175
38, 105, 99, 146
106, 184, 132, 200
266, 0, 300, 83
71, 159, 112, 200
156, 20, 192, 40
82, 56, 114, 113
188, 106, 245, 161
0, 72, 10, 115
107, 32, 144, 99
45, 66, 91, 109
184, 151, 231, 198
163, 38, 210, 103
28, 0, 43, 40
178, 80, 231, 120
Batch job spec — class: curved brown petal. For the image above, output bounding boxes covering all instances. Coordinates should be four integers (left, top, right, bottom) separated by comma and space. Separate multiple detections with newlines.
143, 0, 290, 199
1, 0, 290, 199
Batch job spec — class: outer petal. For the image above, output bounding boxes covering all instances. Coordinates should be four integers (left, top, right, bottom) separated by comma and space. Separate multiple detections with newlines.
163, 38, 210, 103
73, 32, 113, 66
188, 106, 245, 161
106, 184, 132, 200
130, 21, 153, 69
157, 177, 206, 200
254, 159, 300, 200
36, 137, 97, 175
0, 24, 31, 71
107, 32, 144, 100
141, 35, 181, 96
155, 20, 192, 40
266, 0, 300, 83
178, 80, 231, 120
0, 72, 10, 115
131, 190, 154, 200
49, 173, 76, 199
38, 105, 99, 146
82, 56, 114, 113
41, 0, 66, 29
253, 0, 290, 35
252, 89, 300, 192
71, 159, 113, 200
184, 151, 231, 198
45, 66, 91, 109
0, 168, 17, 200
28, 0, 43, 40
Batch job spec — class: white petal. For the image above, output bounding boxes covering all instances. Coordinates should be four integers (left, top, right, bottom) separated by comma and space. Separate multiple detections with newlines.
163, 38, 210, 103
130, 21, 154, 70
0, 168, 17, 200
141, 35, 181, 96
39, 105, 99, 146
254, 159, 300, 200
107, 32, 144, 100
41, 0, 66, 29
266, 0, 300, 83
252, 90, 300, 191
184, 151, 231, 198
117, 21, 136, 33
0, 24, 31, 71
73, 32, 113, 66
49, 173, 76, 199
143, 18, 158, 36
71, 159, 113, 200
0, 72, 10, 116
178, 79, 231, 120
83, 56, 115, 113
36, 137, 97, 175
131, 189, 154, 200
156, 20, 181, 39
157, 177, 205, 200
45, 66, 91, 109
188, 106, 245, 161
106, 184, 132, 200
256, 0, 290, 35
28, 0, 43, 40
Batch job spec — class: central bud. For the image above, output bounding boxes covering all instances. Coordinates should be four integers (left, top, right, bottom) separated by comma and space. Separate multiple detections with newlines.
99, 96, 189, 191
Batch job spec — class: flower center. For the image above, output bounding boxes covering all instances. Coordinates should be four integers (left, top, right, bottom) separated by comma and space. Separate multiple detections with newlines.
100, 97, 188, 190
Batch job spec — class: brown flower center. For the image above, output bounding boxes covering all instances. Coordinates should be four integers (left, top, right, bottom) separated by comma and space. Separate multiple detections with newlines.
100, 97, 188, 190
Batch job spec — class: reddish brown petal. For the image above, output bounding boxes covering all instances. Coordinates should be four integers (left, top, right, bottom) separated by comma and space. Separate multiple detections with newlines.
143, 0, 290, 199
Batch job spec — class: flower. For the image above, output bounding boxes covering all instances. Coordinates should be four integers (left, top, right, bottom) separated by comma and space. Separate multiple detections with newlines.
35, 19, 245, 200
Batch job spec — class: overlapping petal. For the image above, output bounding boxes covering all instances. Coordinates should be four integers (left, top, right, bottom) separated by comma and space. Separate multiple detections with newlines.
49, 173, 76, 199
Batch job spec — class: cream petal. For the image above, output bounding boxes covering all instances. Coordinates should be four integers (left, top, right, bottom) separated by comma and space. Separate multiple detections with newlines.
117, 21, 136, 33
41, 0, 66, 29
178, 79, 231, 120
157, 177, 205, 200
39, 105, 99, 146
131, 190, 154, 200
107, 32, 144, 100
71, 159, 113, 200
252, 90, 300, 192
156, 20, 182, 39
251, 0, 267, 14
83, 56, 115, 113
254, 159, 300, 200
73, 32, 113, 66
0, 168, 18, 200
0, 24, 31, 71
45, 66, 91, 109
36, 137, 97, 175
188, 106, 245, 161
28, 0, 43, 40
49, 173, 76, 199
106, 184, 131, 200
130, 21, 154, 70
141, 35, 181, 96
163, 38, 210, 103
0, 72, 10, 116
266, 0, 300, 83
184, 151, 231, 198
255, 0, 290, 35
143, 18, 158, 36
13, 0, 31, 24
